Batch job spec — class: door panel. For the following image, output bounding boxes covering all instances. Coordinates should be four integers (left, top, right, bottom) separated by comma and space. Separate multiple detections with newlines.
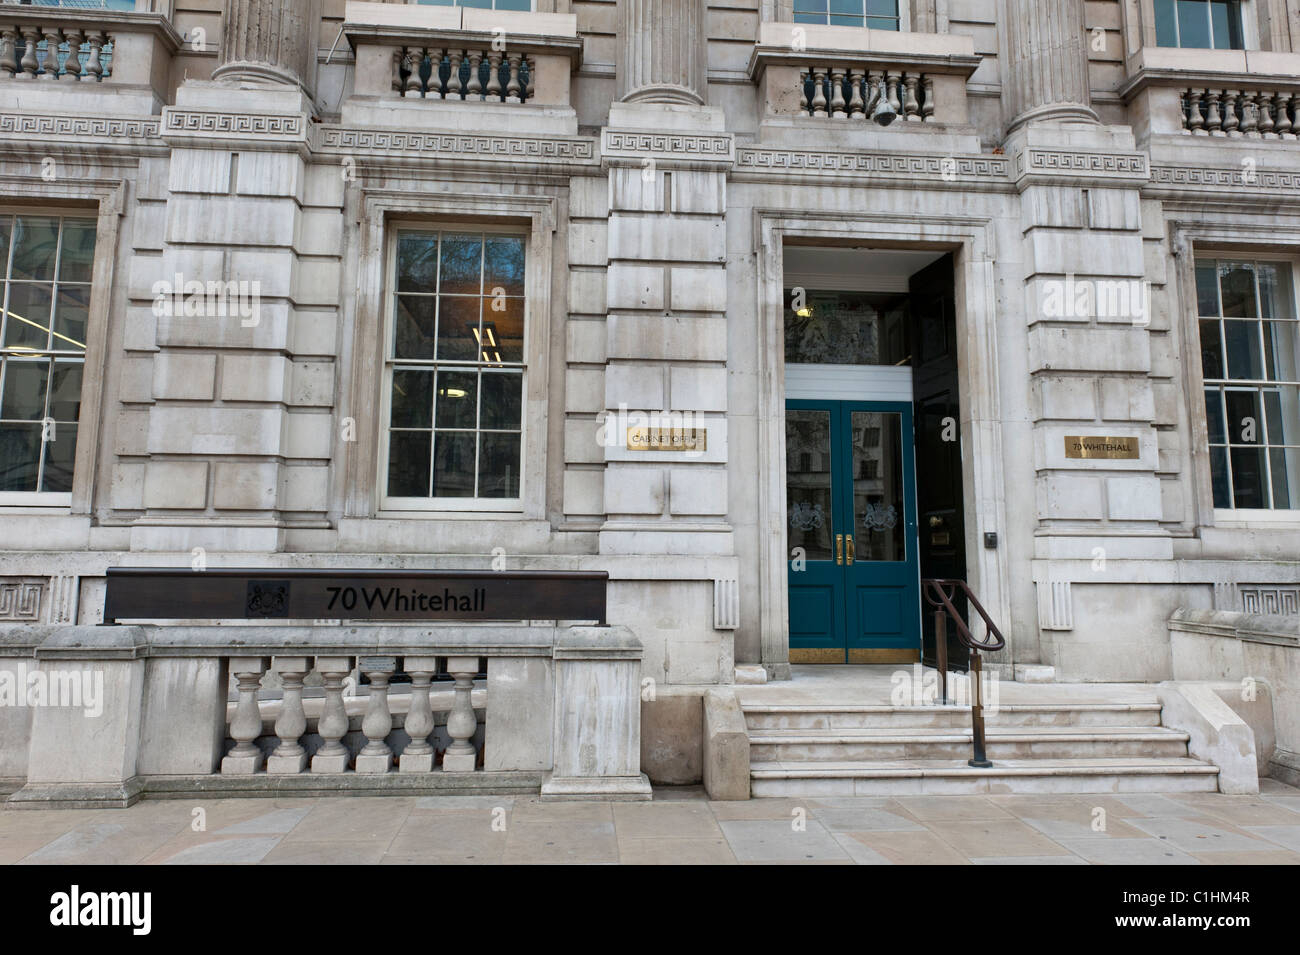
786, 398, 921, 662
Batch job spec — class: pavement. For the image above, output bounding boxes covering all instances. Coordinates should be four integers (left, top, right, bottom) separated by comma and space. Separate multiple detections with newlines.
4, 777, 1299, 865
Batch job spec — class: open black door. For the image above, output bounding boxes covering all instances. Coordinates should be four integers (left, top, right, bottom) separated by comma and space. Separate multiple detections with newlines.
909, 254, 970, 671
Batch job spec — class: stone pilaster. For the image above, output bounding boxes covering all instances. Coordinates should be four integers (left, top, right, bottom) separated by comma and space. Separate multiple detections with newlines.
1002, 0, 1097, 130
213, 0, 317, 91
618, 0, 707, 105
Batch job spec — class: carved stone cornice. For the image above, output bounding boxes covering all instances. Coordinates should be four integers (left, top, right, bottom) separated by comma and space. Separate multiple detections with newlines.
160, 107, 311, 154
318, 125, 597, 167
1013, 146, 1150, 187
1149, 163, 1300, 203
0, 112, 161, 143
734, 145, 1010, 186
601, 128, 734, 170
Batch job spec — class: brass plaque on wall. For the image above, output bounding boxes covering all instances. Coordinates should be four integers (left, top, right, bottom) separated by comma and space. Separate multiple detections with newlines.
626, 427, 707, 452
1064, 436, 1140, 460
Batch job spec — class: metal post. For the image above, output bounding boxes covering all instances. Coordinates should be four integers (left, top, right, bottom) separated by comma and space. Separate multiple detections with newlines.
934, 609, 948, 705
968, 650, 992, 768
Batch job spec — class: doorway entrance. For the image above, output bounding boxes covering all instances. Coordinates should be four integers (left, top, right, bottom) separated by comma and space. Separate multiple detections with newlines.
786, 399, 920, 663
782, 248, 965, 665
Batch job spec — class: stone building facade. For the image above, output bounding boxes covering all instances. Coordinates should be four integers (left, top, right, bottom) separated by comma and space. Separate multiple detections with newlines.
0, 0, 1298, 699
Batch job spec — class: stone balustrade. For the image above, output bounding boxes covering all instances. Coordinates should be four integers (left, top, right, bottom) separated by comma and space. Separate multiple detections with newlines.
392, 46, 533, 103
1179, 87, 1300, 139
800, 67, 933, 122
3, 623, 651, 806
0, 24, 112, 81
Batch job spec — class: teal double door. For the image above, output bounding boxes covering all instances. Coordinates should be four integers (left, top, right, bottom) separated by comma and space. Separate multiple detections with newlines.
785, 399, 921, 663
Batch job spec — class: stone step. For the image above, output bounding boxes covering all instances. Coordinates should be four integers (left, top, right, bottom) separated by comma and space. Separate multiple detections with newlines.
742, 702, 1164, 731
749, 757, 1221, 796
748, 726, 1191, 761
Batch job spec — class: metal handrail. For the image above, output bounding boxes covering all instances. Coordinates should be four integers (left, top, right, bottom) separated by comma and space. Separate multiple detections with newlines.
920, 577, 1004, 769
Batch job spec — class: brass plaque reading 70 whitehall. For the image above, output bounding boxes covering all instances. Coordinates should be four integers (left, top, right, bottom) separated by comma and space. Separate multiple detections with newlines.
1064, 436, 1141, 460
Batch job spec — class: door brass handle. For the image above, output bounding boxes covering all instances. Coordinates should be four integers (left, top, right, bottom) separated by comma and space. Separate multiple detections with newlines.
846, 535, 855, 564
835, 534, 843, 565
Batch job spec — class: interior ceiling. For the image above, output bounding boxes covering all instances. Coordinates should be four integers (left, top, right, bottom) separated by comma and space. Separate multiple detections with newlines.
782, 247, 948, 292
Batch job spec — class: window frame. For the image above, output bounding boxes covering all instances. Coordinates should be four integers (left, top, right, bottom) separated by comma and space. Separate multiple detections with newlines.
0, 199, 116, 513
788, 0, 909, 32
1138, 0, 1257, 52
1193, 253, 1300, 521
378, 222, 530, 513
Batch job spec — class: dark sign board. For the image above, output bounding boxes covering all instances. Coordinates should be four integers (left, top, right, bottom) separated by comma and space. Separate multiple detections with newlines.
102, 568, 607, 625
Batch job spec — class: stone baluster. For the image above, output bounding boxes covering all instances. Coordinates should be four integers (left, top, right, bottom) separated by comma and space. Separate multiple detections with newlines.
1242, 91, 1261, 136
446, 48, 463, 100
1260, 91, 1278, 138
799, 70, 809, 114
922, 75, 936, 122
1187, 89, 1205, 134
886, 70, 902, 115
39, 28, 60, 80
402, 47, 423, 97
486, 49, 502, 101
1204, 90, 1222, 135
525, 55, 534, 101
442, 657, 479, 772
391, 48, 403, 95
1277, 93, 1295, 139
865, 70, 881, 116
222, 657, 270, 774
810, 68, 827, 116
847, 69, 864, 118
355, 656, 396, 773
429, 48, 446, 99
1223, 90, 1241, 136
18, 27, 39, 78
84, 32, 105, 82
827, 67, 844, 118
62, 29, 83, 80
400, 656, 437, 773
506, 52, 523, 103
0, 28, 16, 77
311, 657, 353, 773
466, 49, 482, 100
267, 657, 310, 774
904, 73, 921, 121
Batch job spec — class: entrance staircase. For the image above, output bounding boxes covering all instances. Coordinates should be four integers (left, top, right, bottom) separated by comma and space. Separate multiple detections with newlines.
744, 699, 1221, 796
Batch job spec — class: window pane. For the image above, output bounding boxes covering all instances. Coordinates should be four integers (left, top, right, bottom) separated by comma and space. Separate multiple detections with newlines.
866, 0, 897, 14
1224, 320, 1264, 379
393, 295, 437, 360
1199, 319, 1224, 379
480, 371, 522, 430
4, 283, 54, 350
482, 297, 523, 363
1155, 0, 1179, 46
9, 216, 60, 281
794, 0, 828, 12
483, 236, 525, 297
1257, 263, 1292, 320
432, 296, 477, 361
391, 368, 433, 429
40, 423, 76, 493
865, 17, 896, 29
387, 430, 432, 497
438, 234, 482, 295
1204, 388, 1226, 444
1265, 385, 1299, 444
1224, 389, 1263, 443
58, 219, 97, 284
1271, 447, 1300, 509
1, 359, 48, 420
435, 369, 478, 429
432, 431, 476, 497
52, 285, 89, 352
0, 422, 40, 491
851, 412, 905, 562
1177, 0, 1212, 48
0, 216, 10, 268
1262, 322, 1299, 381
1230, 445, 1267, 507
396, 233, 439, 294
479, 432, 521, 498
1219, 263, 1257, 317
1195, 262, 1220, 315
785, 409, 834, 562
1211, 0, 1242, 49
830, 0, 862, 14
832, 14, 864, 26
495, 0, 531, 10
47, 360, 81, 422
1209, 445, 1232, 507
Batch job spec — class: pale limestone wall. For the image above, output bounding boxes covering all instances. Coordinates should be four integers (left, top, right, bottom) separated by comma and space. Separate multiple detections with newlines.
0, 0, 1297, 687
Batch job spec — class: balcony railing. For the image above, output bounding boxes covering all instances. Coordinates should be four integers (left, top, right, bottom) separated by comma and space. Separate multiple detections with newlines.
1180, 87, 1299, 138
0, 25, 112, 80
393, 47, 533, 103
801, 67, 933, 121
